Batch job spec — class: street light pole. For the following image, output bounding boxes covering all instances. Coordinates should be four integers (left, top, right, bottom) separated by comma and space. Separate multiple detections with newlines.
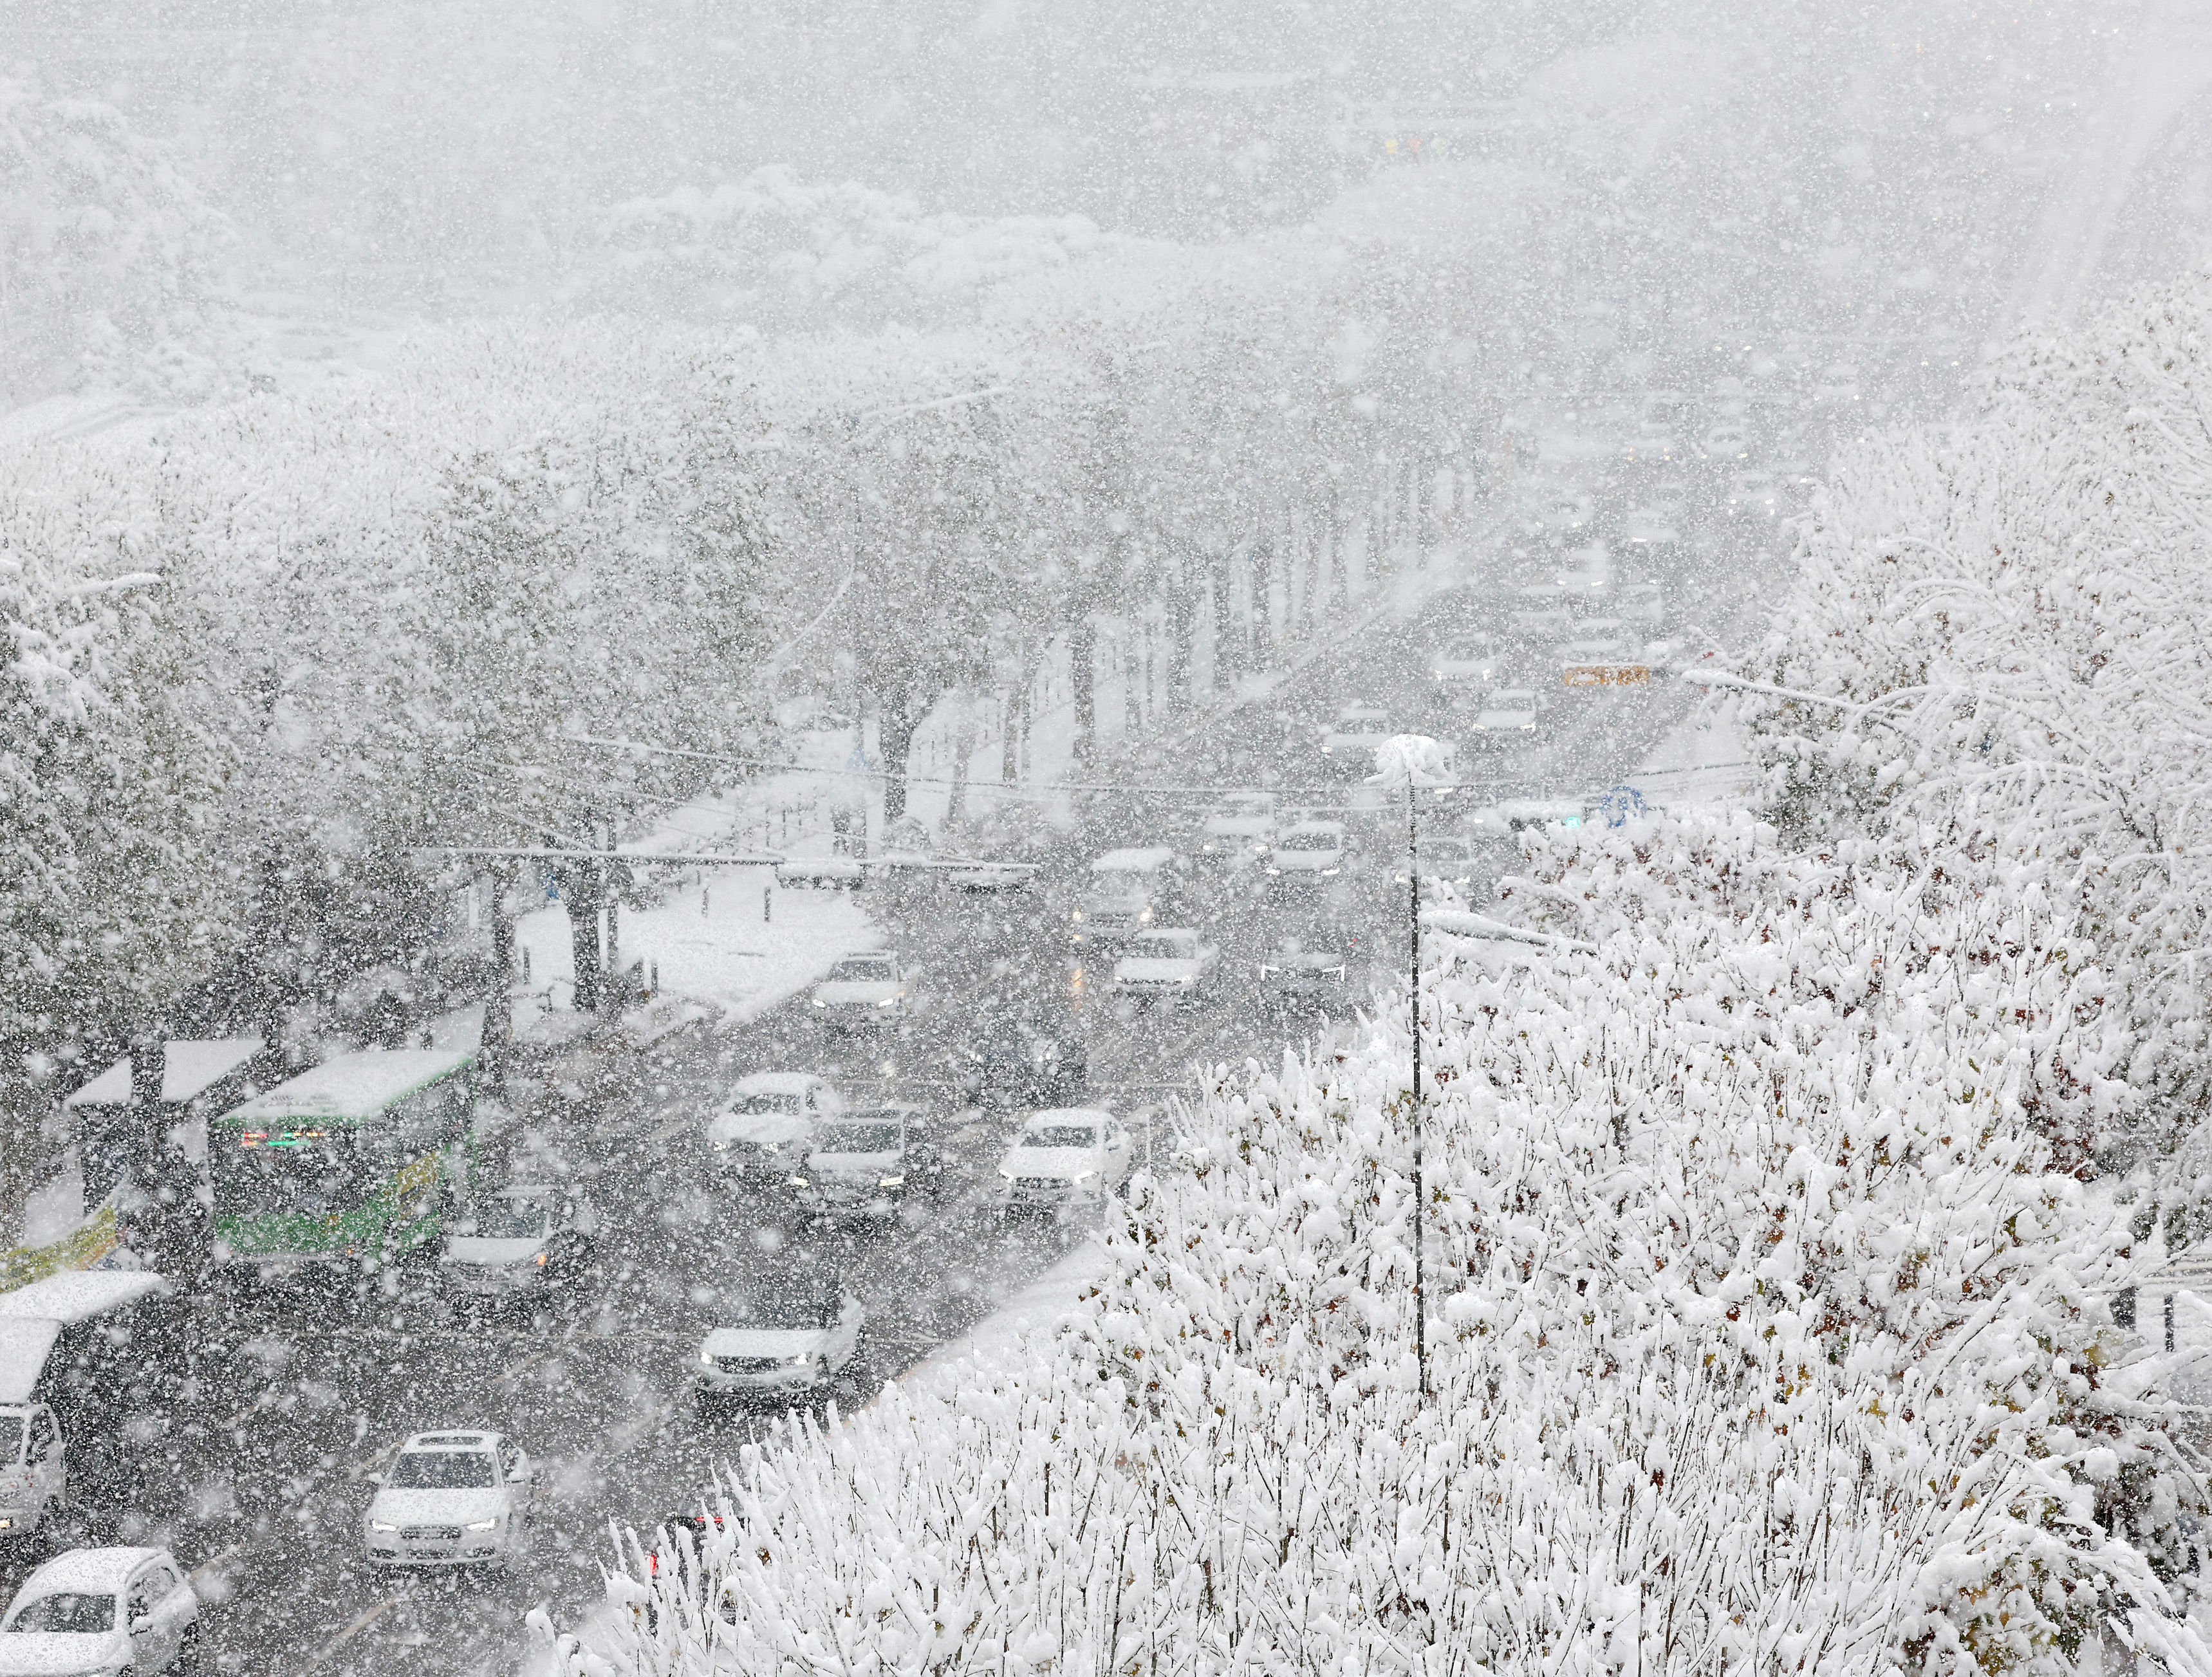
1408, 779, 1425, 1398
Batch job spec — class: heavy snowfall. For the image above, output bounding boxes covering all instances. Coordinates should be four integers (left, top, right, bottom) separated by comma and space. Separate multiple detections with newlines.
5, 3, 2212, 1673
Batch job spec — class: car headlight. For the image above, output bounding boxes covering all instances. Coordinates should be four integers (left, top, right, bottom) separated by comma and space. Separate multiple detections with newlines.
812, 997, 827, 1007
1178, 975, 1197, 985
877, 996, 897, 1007
464, 1518, 498, 1533
1138, 906, 1154, 923
1072, 1170, 1099, 1183
786, 1353, 813, 1367
1070, 909, 1083, 923
1320, 867, 1340, 876
790, 1175, 810, 1187
371, 1520, 398, 1532
878, 1175, 905, 1188
999, 1167, 1017, 1181
533, 1250, 548, 1268
1265, 866, 1281, 875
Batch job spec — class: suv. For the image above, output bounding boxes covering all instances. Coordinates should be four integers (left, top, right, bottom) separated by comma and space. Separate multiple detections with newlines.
794, 1107, 949, 1217
364, 1431, 536, 1569
956, 1018, 1087, 1108
0, 1547, 201, 1675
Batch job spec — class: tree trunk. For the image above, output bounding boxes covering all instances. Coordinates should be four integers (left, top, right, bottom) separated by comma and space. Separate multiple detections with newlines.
878, 685, 924, 825
1211, 558, 1236, 690
483, 866, 515, 1079
1069, 620, 1097, 770
1000, 686, 1023, 784
1162, 553, 1197, 714
1124, 618, 1146, 736
944, 694, 980, 833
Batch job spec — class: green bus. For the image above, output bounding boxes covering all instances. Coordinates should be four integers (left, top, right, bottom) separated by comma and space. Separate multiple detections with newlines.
210, 1050, 476, 1275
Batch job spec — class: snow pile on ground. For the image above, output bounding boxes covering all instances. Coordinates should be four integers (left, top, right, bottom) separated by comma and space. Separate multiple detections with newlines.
549, 810, 2206, 1676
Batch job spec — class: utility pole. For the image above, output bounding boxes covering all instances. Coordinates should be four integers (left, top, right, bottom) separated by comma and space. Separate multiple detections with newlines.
1407, 778, 1426, 1398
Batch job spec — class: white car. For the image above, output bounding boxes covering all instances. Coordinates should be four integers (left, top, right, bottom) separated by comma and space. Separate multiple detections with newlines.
0, 1404, 62, 1543
1431, 635, 1502, 692
793, 1107, 947, 1217
1471, 689, 1543, 738
696, 1283, 864, 1400
809, 952, 916, 1026
996, 1109, 1135, 1214
1199, 793, 1276, 861
1702, 424, 1750, 459
1507, 584, 1574, 640
1110, 929, 1220, 1001
1266, 822, 1350, 882
1727, 470, 1779, 515
0, 1547, 201, 1676
1072, 846, 1187, 943
708, 1073, 843, 1181
1418, 835, 1480, 890
440, 1185, 596, 1299
1317, 703, 1393, 775
365, 1431, 535, 1568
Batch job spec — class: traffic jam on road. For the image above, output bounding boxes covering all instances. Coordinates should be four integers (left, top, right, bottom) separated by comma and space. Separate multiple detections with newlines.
0, 391, 1798, 1676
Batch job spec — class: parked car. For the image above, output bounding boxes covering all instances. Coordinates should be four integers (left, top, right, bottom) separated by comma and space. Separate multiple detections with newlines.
364, 1431, 536, 1569
956, 1017, 1087, 1107
996, 1109, 1135, 1214
1072, 848, 1187, 944
0, 1547, 201, 1676
1470, 688, 1544, 739
809, 951, 918, 1027
707, 1074, 843, 1181
1199, 793, 1277, 862
1110, 929, 1220, 1001
1317, 703, 1394, 777
1265, 822, 1350, 884
1431, 635, 1503, 694
1258, 942, 1350, 1014
793, 1107, 947, 1217
695, 1281, 864, 1402
440, 1184, 597, 1300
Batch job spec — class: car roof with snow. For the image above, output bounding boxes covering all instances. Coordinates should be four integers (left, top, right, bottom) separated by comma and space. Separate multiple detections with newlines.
220, 1050, 473, 1124
1023, 1107, 1115, 1129
1090, 847, 1176, 871
16, 1546, 165, 1595
403, 1430, 497, 1450
732, 1072, 823, 1097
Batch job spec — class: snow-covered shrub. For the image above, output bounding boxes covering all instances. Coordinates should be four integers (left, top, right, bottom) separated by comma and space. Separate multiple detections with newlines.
561, 813, 2205, 1676
1757, 270, 2212, 1160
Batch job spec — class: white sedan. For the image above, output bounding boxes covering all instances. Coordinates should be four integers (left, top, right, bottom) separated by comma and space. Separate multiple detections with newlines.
707, 1073, 843, 1181
1265, 822, 1350, 883
696, 1284, 864, 1401
1110, 929, 1220, 1001
809, 952, 917, 1027
996, 1109, 1135, 1214
0, 1547, 201, 1677
364, 1431, 535, 1568
1198, 793, 1277, 861
1471, 689, 1543, 739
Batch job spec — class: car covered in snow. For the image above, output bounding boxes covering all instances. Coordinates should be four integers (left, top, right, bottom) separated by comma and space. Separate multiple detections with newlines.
364, 1431, 536, 1569
707, 1073, 844, 1181
995, 1109, 1135, 1214
1469, 688, 1545, 739
1265, 822, 1350, 884
1430, 634, 1503, 695
1109, 929, 1220, 1001
439, 1185, 597, 1300
1317, 703, 1394, 777
1071, 847, 1187, 943
1198, 793, 1277, 862
1258, 941, 1351, 1014
1506, 584, 1574, 641
792, 1107, 947, 1217
0, 1546, 201, 1677
808, 951, 917, 1026
694, 1281, 864, 1402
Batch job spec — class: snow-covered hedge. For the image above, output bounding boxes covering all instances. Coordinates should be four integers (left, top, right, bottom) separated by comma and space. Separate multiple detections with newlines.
1755, 270, 2212, 1162
557, 812, 2206, 1676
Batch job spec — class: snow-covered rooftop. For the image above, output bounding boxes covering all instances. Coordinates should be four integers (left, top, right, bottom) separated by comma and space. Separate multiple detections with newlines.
0, 1320, 62, 1403
218, 1050, 474, 1124
64, 1037, 263, 1108
0, 1269, 169, 1326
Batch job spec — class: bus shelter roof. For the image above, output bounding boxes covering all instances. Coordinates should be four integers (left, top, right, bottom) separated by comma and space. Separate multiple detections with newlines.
219, 1049, 475, 1125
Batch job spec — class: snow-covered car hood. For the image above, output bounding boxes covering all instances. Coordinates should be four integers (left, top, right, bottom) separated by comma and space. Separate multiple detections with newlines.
701, 1328, 831, 1360
708, 1111, 812, 1149
367, 1487, 507, 1527
1474, 710, 1538, 729
1000, 1145, 1102, 1178
1113, 956, 1205, 982
0, 1629, 128, 1676
441, 1236, 544, 1268
1270, 849, 1343, 871
806, 1150, 900, 1180
813, 980, 899, 1006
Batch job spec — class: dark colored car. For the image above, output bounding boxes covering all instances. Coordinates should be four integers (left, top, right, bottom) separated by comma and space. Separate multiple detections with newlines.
956, 1018, 1087, 1107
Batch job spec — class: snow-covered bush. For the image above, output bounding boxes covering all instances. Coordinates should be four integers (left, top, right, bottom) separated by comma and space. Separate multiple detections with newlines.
560, 813, 2205, 1676
1756, 269, 2212, 1161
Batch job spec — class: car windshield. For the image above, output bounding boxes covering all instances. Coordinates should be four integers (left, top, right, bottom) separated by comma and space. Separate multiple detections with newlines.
725, 1288, 839, 1330
734, 1093, 801, 1115
1277, 832, 1339, 852
1131, 935, 1197, 958
828, 959, 894, 983
815, 1123, 902, 1154
6, 1593, 115, 1634
1444, 642, 1487, 660
391, 1450, 496, 1488
1025, 1123, 1096, 1147
470, 1200, 550, 1240
0, 1414, 21, 1463
1087, 871, 1146, 897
